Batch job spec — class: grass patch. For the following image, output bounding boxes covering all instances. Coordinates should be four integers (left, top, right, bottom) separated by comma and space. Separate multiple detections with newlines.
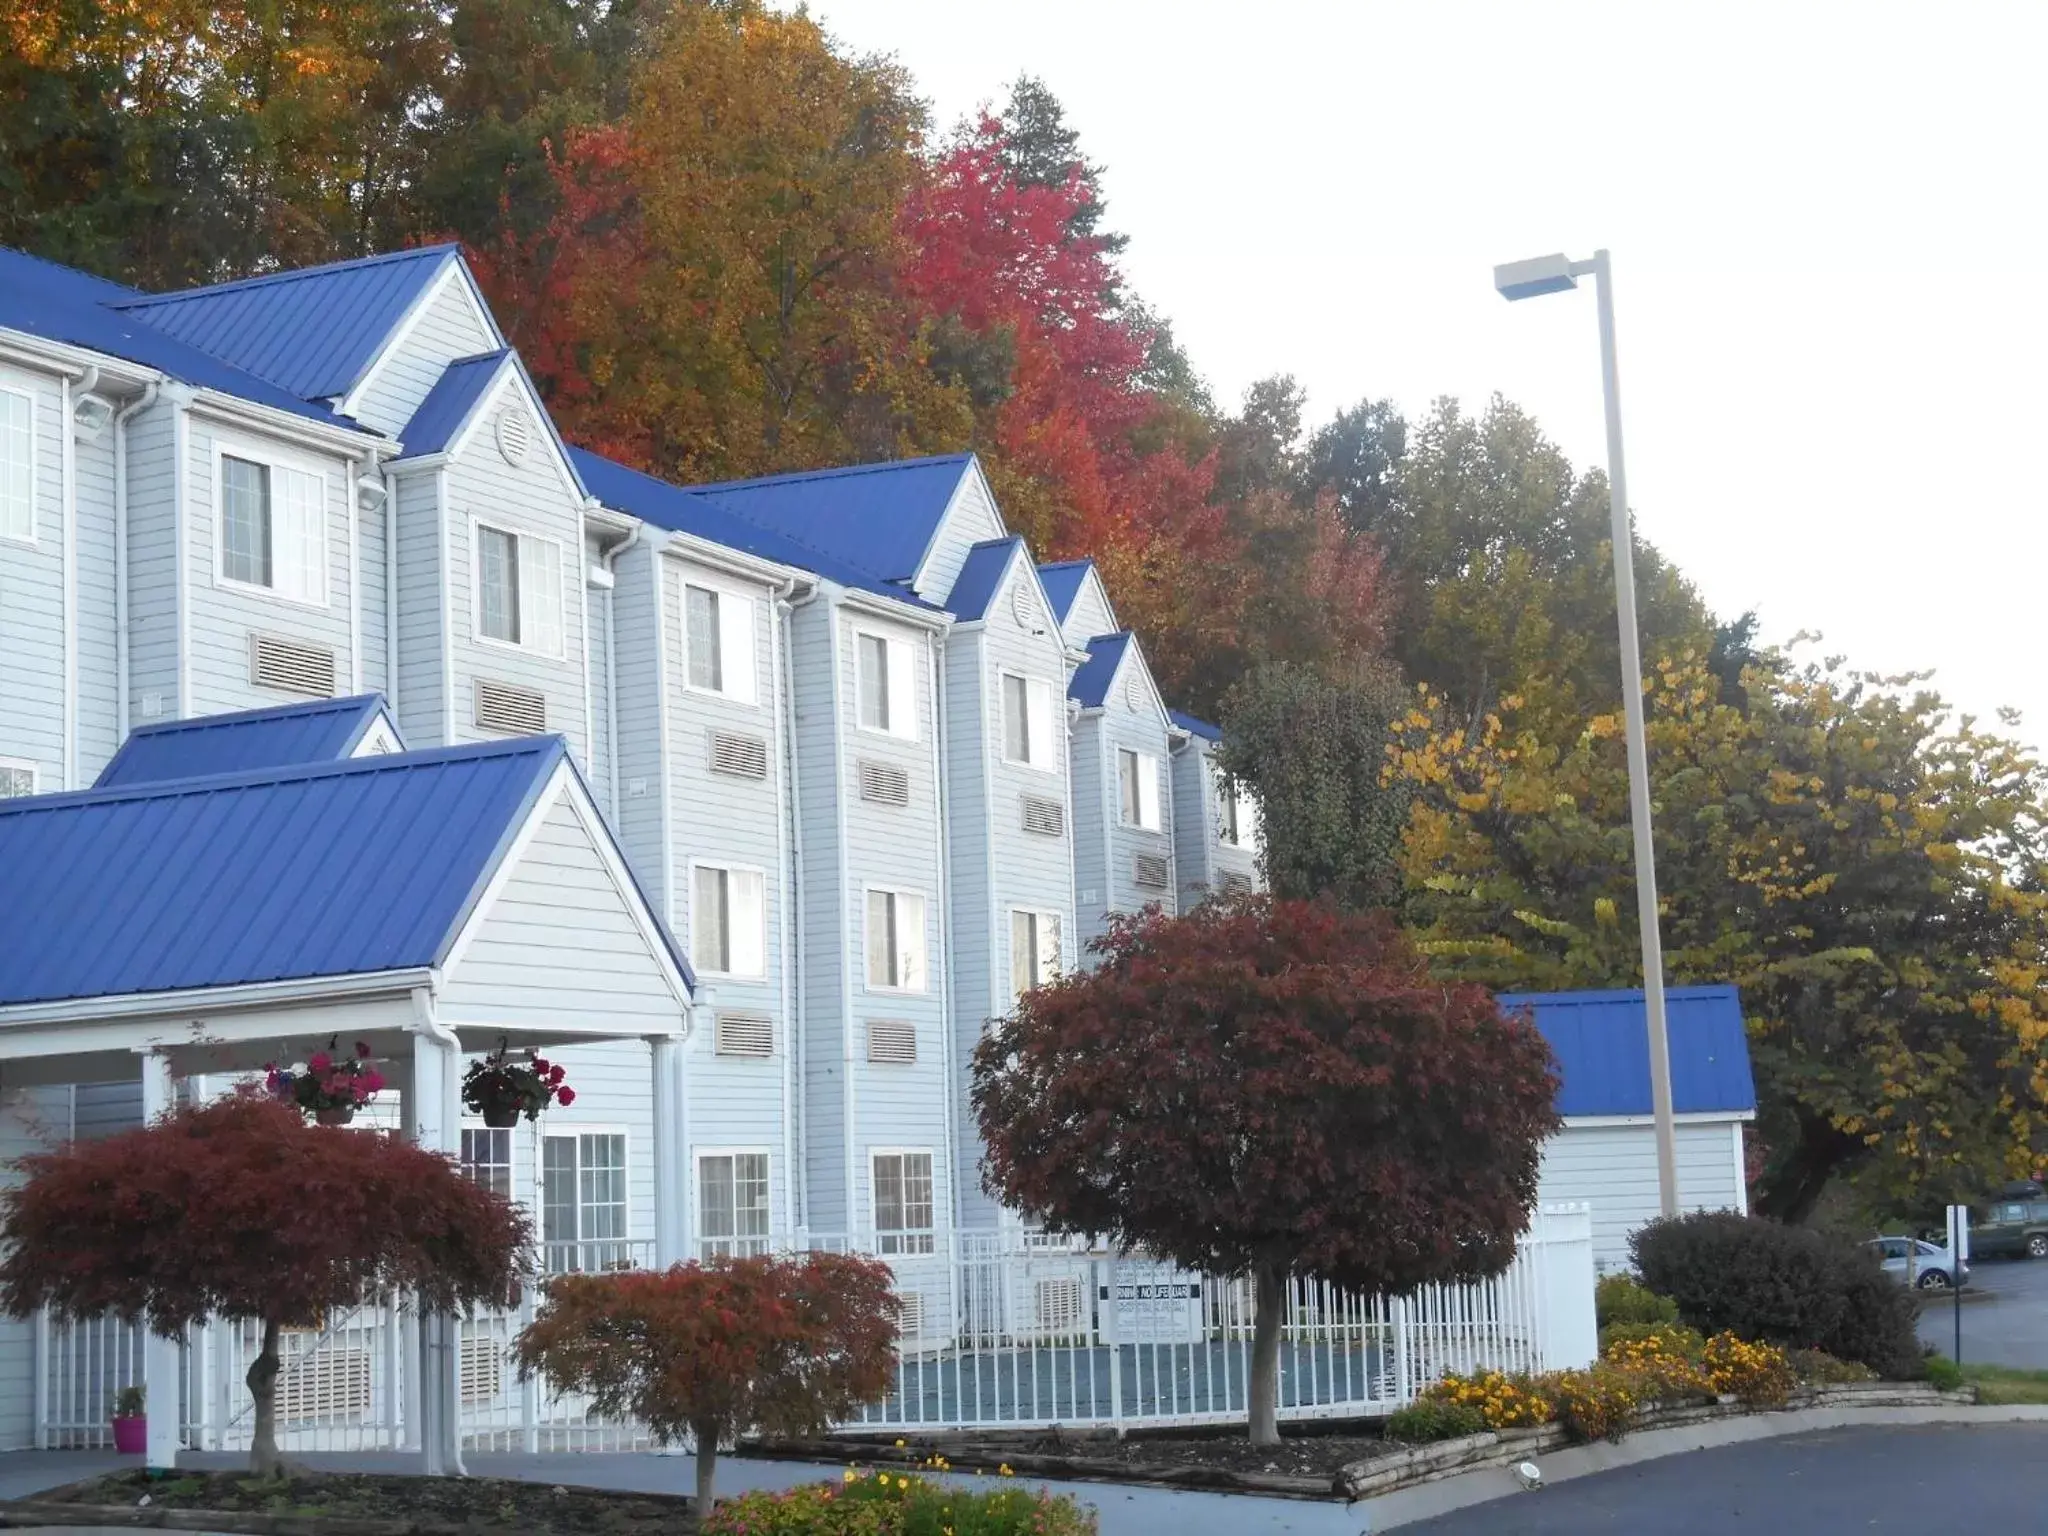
1960, 1362, 2048, 1405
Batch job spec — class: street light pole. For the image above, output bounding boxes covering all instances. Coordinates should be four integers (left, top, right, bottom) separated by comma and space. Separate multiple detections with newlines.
1495, 249, 1679, 1218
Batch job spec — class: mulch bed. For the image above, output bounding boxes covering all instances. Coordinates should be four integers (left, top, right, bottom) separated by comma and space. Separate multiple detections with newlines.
13, 1469, 697, 1534
991, 1428, 1387, 1479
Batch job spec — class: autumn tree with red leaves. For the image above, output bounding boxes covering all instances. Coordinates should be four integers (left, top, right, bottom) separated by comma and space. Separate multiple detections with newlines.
973, 898, 1560, 1444
514, 1251, 898, 1511
0, 1093, 529, 1475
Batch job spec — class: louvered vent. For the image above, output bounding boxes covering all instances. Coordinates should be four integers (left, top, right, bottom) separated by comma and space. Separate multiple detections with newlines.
894, 1291, 925, 1342
1021, 795, 1065, 837
496, 407, 532, 466
1134, 853, 1171, 889
1011, 582, 1033, 626
1125, 676, 1144, 712
858, 759, 910, 807
275, 1341, 372, 1420
474, 677, 547, 735
1034, 1276, 1086, 1336
709, 730, 769, 779
459, 1329, 504, 1406
1218, 871, 1254, 897
715, 1012, 776, 1059
248, 632, 336, 697
867, 1019, 917, 1064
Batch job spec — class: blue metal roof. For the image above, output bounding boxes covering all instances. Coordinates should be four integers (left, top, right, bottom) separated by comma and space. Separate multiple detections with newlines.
945, 538, 1023, 620
0, 247, 371, 432
112, 246, 465, 402
676, 454, 976, 586
1170, 709, 1221, 743
1069, 632, 1133, 707
1501, 985, 1757, 1118
94, 697, 401, 789
398, 351, 511, 458
1037, 560, 1094, 624
569, 447, 939, 608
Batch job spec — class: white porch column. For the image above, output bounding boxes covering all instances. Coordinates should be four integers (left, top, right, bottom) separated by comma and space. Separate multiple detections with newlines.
406, 1008, 465, 1476
137, 1050, 182, 1470
650, 1035, 687, 1268
391, 1057, 422, 1454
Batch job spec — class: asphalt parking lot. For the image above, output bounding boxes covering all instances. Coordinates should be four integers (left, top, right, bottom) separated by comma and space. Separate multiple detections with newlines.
1921, 1253, 2048, 1368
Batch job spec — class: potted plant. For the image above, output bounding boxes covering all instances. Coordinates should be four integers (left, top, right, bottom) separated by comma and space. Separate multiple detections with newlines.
463, 1048, 575, 1128
111, 1384, 144, 1454
265, 1042, 386, 1125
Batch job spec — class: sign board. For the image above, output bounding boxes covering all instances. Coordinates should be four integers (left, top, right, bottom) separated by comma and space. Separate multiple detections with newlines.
1102, 1258, 1205, 1345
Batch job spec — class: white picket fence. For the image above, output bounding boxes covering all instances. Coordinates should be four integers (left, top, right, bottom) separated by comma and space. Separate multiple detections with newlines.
37, 1207, 1595, 1450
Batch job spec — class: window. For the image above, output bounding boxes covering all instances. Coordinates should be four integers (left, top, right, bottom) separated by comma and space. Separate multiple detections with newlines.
541, 1132, 628, 1273
1002, 674, 1057, 770
856, 630, 916, 739
474, 521, 563, 656
692, 864, 766, 978
865, 889, 927, 992
0, 389, 31, 543
1009, 909, 1061, 1003
220, 453, 326, 603
684, 584, 757, 703
1215, 766, 1260, 848
698, 1152, 772, 1259
872, 1151, 935, 1255
460, 1128, 512, 1199
0, 759, 37, 800
1119, 748, 1161, 830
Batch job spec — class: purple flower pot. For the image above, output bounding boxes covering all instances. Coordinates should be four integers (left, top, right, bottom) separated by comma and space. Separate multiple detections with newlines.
111, 1415, 146, 1455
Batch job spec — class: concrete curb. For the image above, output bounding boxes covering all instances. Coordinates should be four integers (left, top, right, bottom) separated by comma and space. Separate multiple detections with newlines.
1353, 1403, 2048, 1530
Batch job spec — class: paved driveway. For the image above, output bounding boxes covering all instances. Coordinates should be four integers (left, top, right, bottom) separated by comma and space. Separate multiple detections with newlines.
1921, 1254, 2048, 1368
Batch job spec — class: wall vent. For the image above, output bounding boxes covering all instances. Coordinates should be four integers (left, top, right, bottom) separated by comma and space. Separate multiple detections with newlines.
894, 1291, 925, 1342
496, 407, 532, 466
1125, 676, 1144, 712
1021, 795, 1065, 837
715, 1012, 776, 1058
858, 759, 911, 808
1011, 583, 1033, 627
709, 730, 769, 780
474, 677, 547, 735
248, 632, 336, 697
1218, 871, 1255, 897
1034, 1276, 1086, 1337
866, 1019, 918, 1064
1134, 853, 1171, 889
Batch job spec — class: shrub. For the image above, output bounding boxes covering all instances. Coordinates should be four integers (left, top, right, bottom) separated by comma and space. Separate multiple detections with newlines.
1788, 1349, 1876, 1385
1924, 1355, 1964, 1393
1596, 1274, 1678, 1329
1384, 1399, 1490, 1443
1546, 1365, 1640, 1443
1601, 1325, 1713, 1404
701, 1471, 1099, 1535
1701, 1333, 1796, 1407
1423, 1370, 1552, 1428
1630, 1212, 1922, 1378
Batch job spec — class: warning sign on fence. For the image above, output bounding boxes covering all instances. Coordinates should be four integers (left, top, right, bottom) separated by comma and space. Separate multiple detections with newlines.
1102, 1259, 1205, 1344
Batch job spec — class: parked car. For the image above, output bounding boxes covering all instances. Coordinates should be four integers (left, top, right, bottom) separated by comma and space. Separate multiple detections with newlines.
1970, 1198, 2048, 1260
1868, 1236, 1968, 1289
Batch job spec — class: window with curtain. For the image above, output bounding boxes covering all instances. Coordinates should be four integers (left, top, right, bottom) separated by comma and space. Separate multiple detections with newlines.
1009, 910, 1062, 1002
221, 454, 326, 603
698, 1152, 771, 1259
1119, 749, 1161, 829
693, 864, 765, 977
872, 1151, 935, 1255
0, 390, 33, 543
475, 522, 563, 655
865, 889, 926, 991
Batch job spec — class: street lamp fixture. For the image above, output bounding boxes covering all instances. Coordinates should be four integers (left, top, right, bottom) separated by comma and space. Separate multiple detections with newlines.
1493, 248, 1681, 1220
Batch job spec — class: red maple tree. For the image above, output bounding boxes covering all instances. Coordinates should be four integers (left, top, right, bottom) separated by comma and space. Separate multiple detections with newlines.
972, 897, 1561, 1444
0, 1093, 529, 1474
514, 1252, 899, 1511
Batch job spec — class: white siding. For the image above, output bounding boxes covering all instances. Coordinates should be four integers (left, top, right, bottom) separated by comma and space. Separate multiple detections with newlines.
609, 539, 667, 916
1057, 566, 1118, 651
791, 600, 848, 1232
1170, 737, 1213, 910
910, 470, 1003, 604
360, 490, 389, 697
1536, 1119, 1749, 1274
1075, 646, 1177, 952
0, 1088, 72, 1447
391, 470, 445, 745
0, 361, 66, 786
124, 398, 180, 728
74, 420, 120, 779
350, 270, 499, 439
584, 532, 611, 818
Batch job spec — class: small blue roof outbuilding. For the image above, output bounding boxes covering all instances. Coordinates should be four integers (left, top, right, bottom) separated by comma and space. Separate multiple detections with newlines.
1503, 985, 1756, 1119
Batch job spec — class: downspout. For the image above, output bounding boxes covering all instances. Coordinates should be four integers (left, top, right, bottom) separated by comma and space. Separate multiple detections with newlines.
345, 456, 362, 693
384, 470, 399, 713
59, 372, 74, 786
771, 575, 807, 1233
114, 383, 159, 745
826, 600, 859, 1237
169, 384, 194, 718
929, 626, 961, 1232
601, 521, 641, 818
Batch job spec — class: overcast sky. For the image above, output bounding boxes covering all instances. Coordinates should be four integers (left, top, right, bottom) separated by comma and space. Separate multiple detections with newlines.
809, 0, 2048, 746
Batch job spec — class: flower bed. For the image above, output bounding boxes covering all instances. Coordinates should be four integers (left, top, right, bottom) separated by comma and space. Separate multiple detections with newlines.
703, 1468, 1097, 1535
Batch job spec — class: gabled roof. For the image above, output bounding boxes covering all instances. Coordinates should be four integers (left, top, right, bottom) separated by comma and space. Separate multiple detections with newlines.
1069, 631, 1135, 708
112, 246, 467, 403
0, 247, 370, 432
570, 446, 939, 609
1037, 560, 1095, 625
1502, 985, 1756, 1118
1168, 709, 1222, 743
94, 696, 402, 789
0, 738, 690, 1009
397, 350, 511, 458
944, 537, 1026, 621
676, 454, 977, 586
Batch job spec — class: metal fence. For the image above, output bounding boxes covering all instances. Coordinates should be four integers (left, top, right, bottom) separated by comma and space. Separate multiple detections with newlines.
36, 1209, 1594, 1449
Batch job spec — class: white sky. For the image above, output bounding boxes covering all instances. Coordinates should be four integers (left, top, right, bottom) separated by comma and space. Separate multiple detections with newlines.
809, 0, 2048, 746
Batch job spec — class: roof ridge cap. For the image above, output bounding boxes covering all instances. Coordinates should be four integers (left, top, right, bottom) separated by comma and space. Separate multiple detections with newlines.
113, 245, 457, 309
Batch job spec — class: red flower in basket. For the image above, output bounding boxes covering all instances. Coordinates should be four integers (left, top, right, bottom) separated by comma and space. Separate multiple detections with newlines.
266, 1043, 383, 1125
462, 1049, 575, 1128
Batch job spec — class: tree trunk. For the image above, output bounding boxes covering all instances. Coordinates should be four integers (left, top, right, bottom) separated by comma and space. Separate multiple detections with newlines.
1753, 1114, 1861, 1224
694, 1419, 721, 1518
1249, 1263, 1284, 1447
247, 1318, 282, 1477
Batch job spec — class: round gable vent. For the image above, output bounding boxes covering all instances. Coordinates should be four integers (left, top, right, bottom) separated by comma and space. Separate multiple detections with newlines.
496, 407, 533, 466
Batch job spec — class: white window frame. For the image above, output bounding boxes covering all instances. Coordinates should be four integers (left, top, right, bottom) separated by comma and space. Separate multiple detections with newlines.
695, 1147, 774, 1260
863, 885, 929, 995
470, 516, 567, 660
0, 756, 40, 799
1000, 671, 1058, 773
540, 1125, 632, 1274
681, 580, 760, 706
689, 859, 769, 980
1009, 906, 1063, 1003
870, 1147, 937, 1256
458, 1122, 515, 1201
1119, 747, 1162, 831
212, 441, 331, 609
0, 385, 36, 547
854, 625, 918, 742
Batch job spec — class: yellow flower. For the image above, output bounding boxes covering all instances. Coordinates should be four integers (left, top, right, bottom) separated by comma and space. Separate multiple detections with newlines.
843, 1469, 857, 1484
999, 1463, 1014, 1477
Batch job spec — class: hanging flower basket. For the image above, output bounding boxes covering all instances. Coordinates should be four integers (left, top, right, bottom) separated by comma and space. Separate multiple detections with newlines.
463, 1049, 574, 1127
266, 1042, 385, 1124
